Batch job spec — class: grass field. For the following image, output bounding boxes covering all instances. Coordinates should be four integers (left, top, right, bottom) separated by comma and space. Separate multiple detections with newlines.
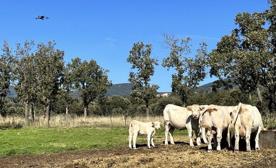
0, 127, 275, 168
0, 127, 128, 156
0, 127, 186, 157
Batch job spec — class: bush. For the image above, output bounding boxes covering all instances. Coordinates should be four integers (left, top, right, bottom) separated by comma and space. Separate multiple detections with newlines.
151, 95, 183, 115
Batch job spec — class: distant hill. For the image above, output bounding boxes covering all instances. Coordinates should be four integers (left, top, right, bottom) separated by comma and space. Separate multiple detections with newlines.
196, 82, 214, 92
7, 81, 225, 98
106, 83, 132, 96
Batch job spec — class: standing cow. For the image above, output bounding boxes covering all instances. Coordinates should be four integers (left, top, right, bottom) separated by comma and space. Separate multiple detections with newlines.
197, 105, 237, 151
163, 104, 206, 146
230, 103, 264, 151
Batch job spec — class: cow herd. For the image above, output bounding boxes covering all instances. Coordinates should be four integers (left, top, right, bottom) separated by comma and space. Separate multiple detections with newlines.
129, 102, 264, 152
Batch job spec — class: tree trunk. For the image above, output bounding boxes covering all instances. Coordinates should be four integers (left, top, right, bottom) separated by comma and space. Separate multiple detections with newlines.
29, 103, 35, 122
270, 88, 276, 112
46, 99, 50, 128
146, 106, 150, 121
24, 102, 29, 125
110, 114, 113, 128
257, 86, 263, 103
43, 106, 46, 119
66, 105, 69, 116
31, 103, 35, 122
124, 115, 127, 127
248, 93, 252, 103
84, 107, 87, 117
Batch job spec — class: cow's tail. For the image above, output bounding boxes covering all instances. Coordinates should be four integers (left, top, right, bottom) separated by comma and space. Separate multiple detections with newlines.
232, 102, 242, 125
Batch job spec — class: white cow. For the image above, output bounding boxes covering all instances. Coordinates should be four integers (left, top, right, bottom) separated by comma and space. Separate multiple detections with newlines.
230, 103, 264, 151
198, 105, 238, 151
163, 104, 205, 146
128, 120, 161, 149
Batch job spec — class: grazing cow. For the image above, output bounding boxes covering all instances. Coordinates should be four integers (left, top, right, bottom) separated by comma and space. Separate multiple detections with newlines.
198, 105, 237, 151
230, 103, 264, 151
163, 104, 205, 146
128, 120, 161, 149
189, 105, 209, 144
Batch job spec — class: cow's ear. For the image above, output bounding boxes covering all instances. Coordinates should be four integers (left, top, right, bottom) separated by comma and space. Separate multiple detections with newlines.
187, 107, 192, 111
206, 108, 217, 113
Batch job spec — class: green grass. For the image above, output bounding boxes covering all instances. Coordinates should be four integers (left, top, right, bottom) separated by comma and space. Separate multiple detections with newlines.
0, 127, 130, 156
0, 127, 188, 157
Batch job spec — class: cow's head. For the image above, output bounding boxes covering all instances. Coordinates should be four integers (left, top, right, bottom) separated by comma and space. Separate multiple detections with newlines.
189, 104, 208, 119
153, 121, 161, 129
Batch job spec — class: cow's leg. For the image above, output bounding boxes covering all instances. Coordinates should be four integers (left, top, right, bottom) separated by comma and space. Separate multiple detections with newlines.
151, 131, 155, 147
234, 127, 240, 151
133, 132, 138, 149
201, 127, 208, 144
227, 127, 231, 149
206, 129, 212, 152
187, 124, 194, 146
255, 126, 262, 150
147, 133, 151, 148
129, 133, 133, 149
195, 128, 201, 146
216, 128, 222, 151
164, 121, 170, 145
245, 128, 251, 151
169, 127, 175, 145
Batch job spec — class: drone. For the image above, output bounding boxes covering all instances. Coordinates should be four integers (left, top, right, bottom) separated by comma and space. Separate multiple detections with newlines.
35, 16, 49, 20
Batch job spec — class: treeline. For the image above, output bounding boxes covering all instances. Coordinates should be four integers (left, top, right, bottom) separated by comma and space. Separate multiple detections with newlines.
0, 1, 275, 125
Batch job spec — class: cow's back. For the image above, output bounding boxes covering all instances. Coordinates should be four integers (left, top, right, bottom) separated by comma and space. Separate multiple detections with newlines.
163, 104, 191, 129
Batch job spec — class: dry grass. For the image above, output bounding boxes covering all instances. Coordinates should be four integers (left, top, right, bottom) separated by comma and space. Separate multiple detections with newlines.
0, 113, 275, 129
0, 115, 164, 128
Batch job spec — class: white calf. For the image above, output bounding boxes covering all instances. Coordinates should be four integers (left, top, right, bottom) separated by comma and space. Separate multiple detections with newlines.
129, 120, 161, 149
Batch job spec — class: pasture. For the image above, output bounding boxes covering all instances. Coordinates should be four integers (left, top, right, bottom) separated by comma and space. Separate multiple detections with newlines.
0, 117, 275, 168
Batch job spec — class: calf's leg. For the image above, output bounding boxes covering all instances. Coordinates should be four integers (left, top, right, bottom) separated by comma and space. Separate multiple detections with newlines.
133, 132, 138, 149
129, 133, 133, 149
151, 131, 155, 147
164, 121, 170, 145
147, 133, 152, 148
255, 126, 261, 150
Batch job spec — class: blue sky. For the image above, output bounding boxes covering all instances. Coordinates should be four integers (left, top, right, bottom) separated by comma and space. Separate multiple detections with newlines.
0, 0, 269, 91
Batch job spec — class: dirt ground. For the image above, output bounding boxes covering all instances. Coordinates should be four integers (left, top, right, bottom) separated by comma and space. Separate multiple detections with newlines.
0, 143, 275, 168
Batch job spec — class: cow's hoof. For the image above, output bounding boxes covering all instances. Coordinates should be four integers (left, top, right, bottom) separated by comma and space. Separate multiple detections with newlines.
207, 150, 212, 153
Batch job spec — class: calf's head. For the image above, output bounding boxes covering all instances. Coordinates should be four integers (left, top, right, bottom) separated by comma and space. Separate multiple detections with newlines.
153, 121, 161, 129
